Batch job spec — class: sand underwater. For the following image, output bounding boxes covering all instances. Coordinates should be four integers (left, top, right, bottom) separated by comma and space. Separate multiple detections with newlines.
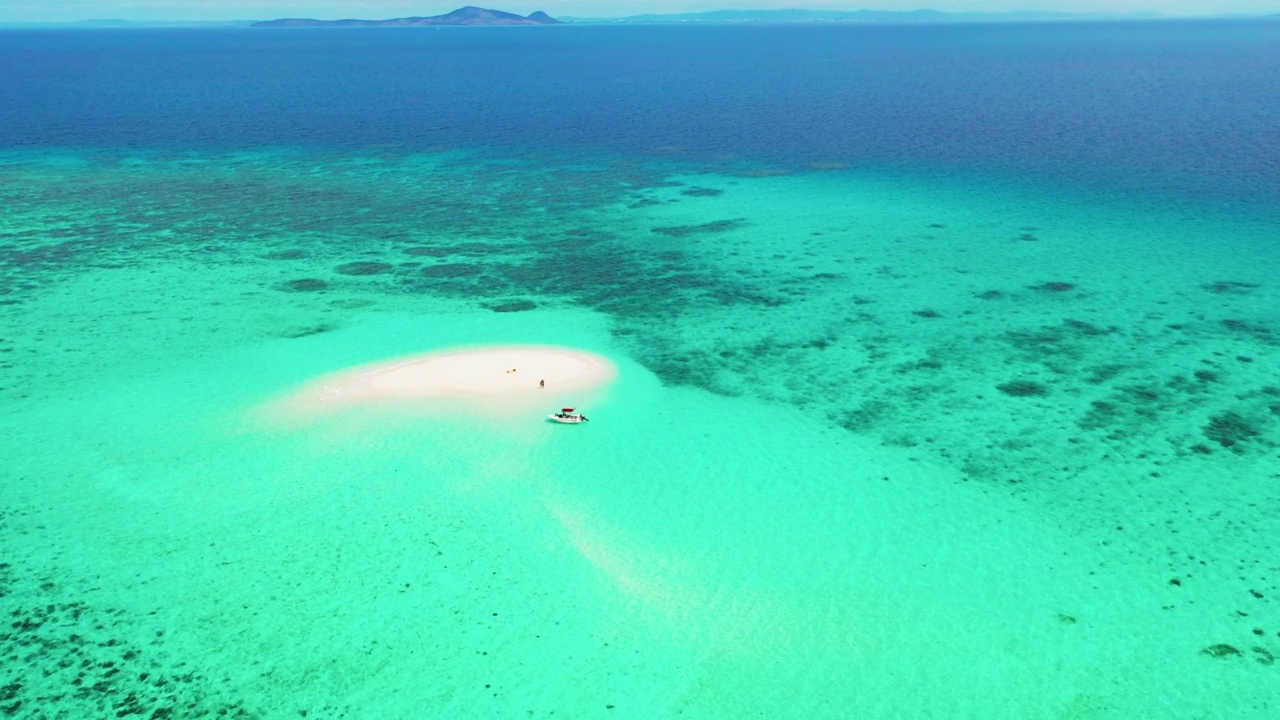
2, 147, 1279, 718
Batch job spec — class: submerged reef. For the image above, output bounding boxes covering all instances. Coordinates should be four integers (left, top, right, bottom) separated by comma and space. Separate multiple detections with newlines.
1030, 281, 1077, 293
0, 508, 255, 718
283, 278, 328, 292
650, 219, 746, 237
997, 380, 1050, 397
334, 261, 394, 276
1201, 280, 1260, 295
487, 299, 537, 313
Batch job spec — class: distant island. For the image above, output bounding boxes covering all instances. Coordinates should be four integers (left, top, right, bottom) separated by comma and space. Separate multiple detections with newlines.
253, 6, 559, 27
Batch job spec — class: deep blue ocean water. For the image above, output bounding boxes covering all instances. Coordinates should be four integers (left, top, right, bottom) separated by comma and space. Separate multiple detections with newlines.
2, 22, 1278, 206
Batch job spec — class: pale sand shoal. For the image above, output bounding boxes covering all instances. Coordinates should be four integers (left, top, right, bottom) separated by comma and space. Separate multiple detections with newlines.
269, 345, 617, 419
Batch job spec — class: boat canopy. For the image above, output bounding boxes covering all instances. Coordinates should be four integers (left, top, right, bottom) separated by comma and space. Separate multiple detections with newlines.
561, 408, 575, 413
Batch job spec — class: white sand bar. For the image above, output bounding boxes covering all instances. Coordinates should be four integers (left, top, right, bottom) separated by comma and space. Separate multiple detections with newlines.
274, 345, 616, 418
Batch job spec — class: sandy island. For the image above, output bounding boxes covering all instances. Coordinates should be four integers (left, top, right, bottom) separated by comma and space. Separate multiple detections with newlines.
269, 345, 616, 420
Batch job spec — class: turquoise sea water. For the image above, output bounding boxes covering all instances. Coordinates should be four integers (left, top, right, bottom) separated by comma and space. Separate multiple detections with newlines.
3, 23, 1280, 718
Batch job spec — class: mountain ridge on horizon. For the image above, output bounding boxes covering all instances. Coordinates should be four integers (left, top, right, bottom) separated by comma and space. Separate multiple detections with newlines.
252, 6, 559, 27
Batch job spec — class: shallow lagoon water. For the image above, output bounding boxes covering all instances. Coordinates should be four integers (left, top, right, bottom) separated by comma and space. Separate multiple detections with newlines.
3, 22, 1280, 719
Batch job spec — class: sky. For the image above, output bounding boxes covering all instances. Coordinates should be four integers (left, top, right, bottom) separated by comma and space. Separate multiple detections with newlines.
0, 0, 1275, 22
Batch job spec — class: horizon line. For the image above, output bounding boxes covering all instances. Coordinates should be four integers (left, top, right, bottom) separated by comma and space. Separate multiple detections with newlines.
3, 12, 1277, 26
3, 5, 1279, 26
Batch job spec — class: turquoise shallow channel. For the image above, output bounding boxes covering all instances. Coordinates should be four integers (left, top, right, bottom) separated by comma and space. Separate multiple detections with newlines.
2, 147, 1277, 718
2, 20, 1280, 719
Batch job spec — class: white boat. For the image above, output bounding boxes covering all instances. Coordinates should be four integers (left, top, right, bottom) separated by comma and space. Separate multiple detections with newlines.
548, 407, 589, 424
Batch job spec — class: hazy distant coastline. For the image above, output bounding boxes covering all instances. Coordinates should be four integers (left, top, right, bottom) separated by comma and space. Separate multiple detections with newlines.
3, 7, 1277, 28
564, 8, 1158, 24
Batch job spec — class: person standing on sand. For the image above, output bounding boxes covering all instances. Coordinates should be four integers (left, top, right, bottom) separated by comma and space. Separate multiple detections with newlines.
539, 379, 545, 388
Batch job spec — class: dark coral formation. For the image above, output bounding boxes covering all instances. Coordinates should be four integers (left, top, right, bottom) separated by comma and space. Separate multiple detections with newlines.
997, 380, 1049, 397
1203, 411, 1261, 450
278, 324, 334, 339
334, 261, 393, 276
283, 278, 328, 292
1201, 280, 1259, 294
680, 187, 723, 197
1221, 319, 1276, 345
1030, 281, 1076, 293
421, 263, 482, 278
1002, 320, 1117, 370
1, 509, 255, 718
650, 219, 745, 237
1083, 364, 1128, 385
403, 246, 452, 257
1202, 643, 1242, 658
487, 300, 537, 313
